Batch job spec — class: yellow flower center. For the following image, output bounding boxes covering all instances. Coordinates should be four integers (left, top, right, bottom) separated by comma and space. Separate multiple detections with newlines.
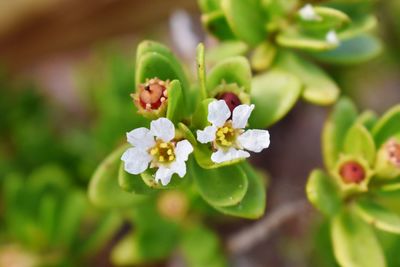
149, 140, 176, 163
215, 122, 237, 148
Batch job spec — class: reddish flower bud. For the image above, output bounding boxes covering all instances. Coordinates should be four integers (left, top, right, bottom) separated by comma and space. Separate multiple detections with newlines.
386, 139, 400, 167
339, 161, 366, 184
217, 92, 241, 113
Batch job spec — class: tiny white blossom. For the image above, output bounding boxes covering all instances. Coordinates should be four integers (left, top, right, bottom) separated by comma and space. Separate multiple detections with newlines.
196, 100, 270, 164
121, 118, 193, 186
326, 30, 340, 45
299, 4, 320, 21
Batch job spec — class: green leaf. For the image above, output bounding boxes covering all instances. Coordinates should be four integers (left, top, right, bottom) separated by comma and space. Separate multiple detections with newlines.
201, 11, 236, 41
206, 56, 252, 94
322, 97, 358, 170
181, 224, 227, 267
221, 0, 266, 46
197, 43, 207, 100
297, 6, 350, 32
311, 34, 382, 65
206, 41, 249, 64
215, 162, 266, 219
357, 110, 378, 131
88, 145, 146, 209
136, 40, 189, 90
140, 168, 192, 190
166, 80, 185, 123
277, 28, 339, 52
191, 160, 248, 207
198, 0, 222, 13
343, 123, 376, 164
249, 70, 302, 128
192, 98, 215, 130
118, 162, 154, 195
372, 105, 400, 148
135, 52, 187, 95
250, 42, 277, 72
194, 143, 244, 170
331, 210, 386, 267
353, 198, 400, 234
275, 51, 339, 105
306, 169, 342, 217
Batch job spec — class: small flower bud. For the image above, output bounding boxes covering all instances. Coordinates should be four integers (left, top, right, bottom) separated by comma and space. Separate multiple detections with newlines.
134, 78, 168, 110
339, 161, 365, 184
217, 92, 242, 113
157, 191, 188, 221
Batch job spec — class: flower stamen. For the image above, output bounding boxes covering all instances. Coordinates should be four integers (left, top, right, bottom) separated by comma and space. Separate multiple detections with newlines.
149, 140, 176, 164
215, 122, 237, 148
133, 78, 169, 110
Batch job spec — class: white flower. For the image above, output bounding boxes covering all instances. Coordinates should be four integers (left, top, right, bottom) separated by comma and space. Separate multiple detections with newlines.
326, 30, 340, 45
121, 118, 193, 186
196, 100, 270, 164
299, 4, 320, 21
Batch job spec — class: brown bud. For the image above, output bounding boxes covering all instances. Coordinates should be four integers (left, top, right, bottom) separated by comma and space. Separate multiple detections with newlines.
339, 161, 366, 184
217, 92, 241, 113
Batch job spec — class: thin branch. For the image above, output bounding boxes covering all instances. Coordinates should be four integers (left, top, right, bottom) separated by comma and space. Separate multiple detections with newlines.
227, 200, 310, 254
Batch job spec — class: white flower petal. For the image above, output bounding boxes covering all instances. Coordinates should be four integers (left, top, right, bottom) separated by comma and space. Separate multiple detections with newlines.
175, 140, 193, 161
126, 127, 155, 149
211, 148, 250, 163
238, 129, 270, 153
299, 4, 319, 21
150, 118, 175, 142
208, 100, 231, 127
196, 125, 217, 144
326, 30, 340, 45
121, 147, 152, 175
155, 166, 173, 186
232, 104, 255, 129
170, 160, 187, 178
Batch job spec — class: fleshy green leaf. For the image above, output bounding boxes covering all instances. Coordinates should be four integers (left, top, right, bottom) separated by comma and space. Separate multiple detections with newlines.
194, 143, 244, 170
192, 98, 215, 131
140, 168, 191, 190
215, 162, 266, 219
353, 198, 400, 234
275, 52, 339, 105
250, 42, 277, 72
206, 41, 249, 64
357, 110, 378, 131
331, 210, 386, 267
88, 145, 146, 208
221, 0, 266, 46
322, 97, 358, 170
277, 28, 339, 52
166, 80, 185, 123
198, 0, 222, 13
191, 160, 248, 207
343, 123, 376, 164
206, 56, 252, 94
298, 6, 350, 32
249, 70, 302, 128
136, 41, 188, 89
311, 34, 382, 65
118, 162, 154, 195
372, 105, 400, 148
306, 169, 342, 217
201, 11, 236, 40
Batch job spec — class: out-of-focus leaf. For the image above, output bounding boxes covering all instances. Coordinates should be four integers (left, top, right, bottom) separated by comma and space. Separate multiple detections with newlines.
306, 169, 342, 217
275, 51, 339, 105
353, 198, 400, 234
312, 34, 382, 65
215, 162, 266, 219
277, 28, 339, 51
298, 6, 350, 32
331, 210, 386, 267
201, 11, 236, 40
250, 42, 277, 71
191, 160, 248, 207
372, 105, 400, 148
206, 41, 249, 64
118, 162, 154, 194
357, 110, 378, 131
249, 70, 302, 128
221, 0, 266, 46
322, 98, 358, 170
343, 123, 376, 164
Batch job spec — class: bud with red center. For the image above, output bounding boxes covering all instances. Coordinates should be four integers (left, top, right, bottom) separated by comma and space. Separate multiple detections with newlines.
132, 78, 169, 113
375, 138, 400, 179
339, 161, 366, 184
217, 92, 242, 113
